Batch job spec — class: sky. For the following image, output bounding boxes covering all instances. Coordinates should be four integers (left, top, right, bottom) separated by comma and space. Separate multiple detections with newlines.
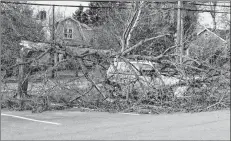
31, 1, 230, 30
31, 1, 90, 18
197, 1, 230, 30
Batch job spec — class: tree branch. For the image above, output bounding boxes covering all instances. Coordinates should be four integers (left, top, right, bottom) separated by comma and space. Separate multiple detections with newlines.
121, 34, 169, 56
122, 1, 144, 51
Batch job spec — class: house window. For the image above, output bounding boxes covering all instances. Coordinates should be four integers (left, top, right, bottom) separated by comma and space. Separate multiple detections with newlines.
64, 28, 73, 39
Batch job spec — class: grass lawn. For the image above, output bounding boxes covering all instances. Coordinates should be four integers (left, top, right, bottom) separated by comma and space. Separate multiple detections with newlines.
2, 70, 82, 83
1, 70, 92, 98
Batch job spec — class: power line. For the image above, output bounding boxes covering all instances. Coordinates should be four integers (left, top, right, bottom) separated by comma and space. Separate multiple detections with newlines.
0, 1, 119, 9
1, 1, 230, 9
124, 1, 231, 8
172, 7, 229, 14
0, 1, 114, 9
147, 6, 229, 14
174, 1, 230, 8
188, 2, 231, 8
1, 1, 230, 14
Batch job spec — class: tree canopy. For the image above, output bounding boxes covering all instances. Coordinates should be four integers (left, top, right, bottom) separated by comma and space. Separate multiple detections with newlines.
72, 2, 198, 56
1, 2, 45, 73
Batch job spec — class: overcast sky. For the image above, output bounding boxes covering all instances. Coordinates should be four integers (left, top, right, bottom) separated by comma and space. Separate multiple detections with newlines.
32, 1, 89, 18
32, 1, 230, 30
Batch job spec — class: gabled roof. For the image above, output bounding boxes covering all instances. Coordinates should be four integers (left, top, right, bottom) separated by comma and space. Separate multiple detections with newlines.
196, 24, 227, 42
56, 17, 92, 30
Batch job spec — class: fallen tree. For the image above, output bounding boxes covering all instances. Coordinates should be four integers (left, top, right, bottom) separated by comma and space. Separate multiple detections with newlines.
1, 1, 230, 113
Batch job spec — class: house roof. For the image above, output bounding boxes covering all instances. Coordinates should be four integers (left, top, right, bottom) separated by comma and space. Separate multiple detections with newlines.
56, 17, 92, 30
196, 24, 227, 42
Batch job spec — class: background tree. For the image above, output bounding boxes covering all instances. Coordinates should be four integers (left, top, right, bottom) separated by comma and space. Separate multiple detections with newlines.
1, 2, 45, 77
77, 1, 129, 51
82, 2, 128, 27
72, 5, 89, 24
76, 1, 198, 55
198, 1, 219, 31
209, 2, 217, 31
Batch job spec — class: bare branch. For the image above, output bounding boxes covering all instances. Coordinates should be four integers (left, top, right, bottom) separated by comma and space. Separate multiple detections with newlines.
121, 34, 169, 56
122, 1, 144, 51
6, 48, 52, 70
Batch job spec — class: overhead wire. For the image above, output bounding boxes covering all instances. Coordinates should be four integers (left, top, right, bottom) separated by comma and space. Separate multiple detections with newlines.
1, 0, 230, 35
187, 2, 231, 8
114, 1, 231, 8
1, 1, 230, 14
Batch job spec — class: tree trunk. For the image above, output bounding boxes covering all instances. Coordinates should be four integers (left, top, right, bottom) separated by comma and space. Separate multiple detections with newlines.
17, 50, 30, 99
210, 2, 217, 31
122, 1, 144, 52
51, 52, 56, 78
212, 17, 216, 31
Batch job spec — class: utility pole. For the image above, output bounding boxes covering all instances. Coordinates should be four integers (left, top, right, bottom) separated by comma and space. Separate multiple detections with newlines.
176, 1, 183, 64
51, 5, 56, 78
0, 6, 2, 104
180, 2, 184, 64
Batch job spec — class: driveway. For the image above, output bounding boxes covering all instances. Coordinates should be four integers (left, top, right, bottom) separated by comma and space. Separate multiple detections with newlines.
1, 109, 230, 140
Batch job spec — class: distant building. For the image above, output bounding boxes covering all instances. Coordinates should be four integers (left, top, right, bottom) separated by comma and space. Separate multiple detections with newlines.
186, 24, 228, 65
55, 17, 94, 46
34, 9, 51, 41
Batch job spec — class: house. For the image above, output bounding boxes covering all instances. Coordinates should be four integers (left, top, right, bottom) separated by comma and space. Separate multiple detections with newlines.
186, 24, 229, 65
34, 9, 51, 41
55, 17, 94, 46
34, 13, 97, 62
32, 9, 111, 67
34, 10, 94, 46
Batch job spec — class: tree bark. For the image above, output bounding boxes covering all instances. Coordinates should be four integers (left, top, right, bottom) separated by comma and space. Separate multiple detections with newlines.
210, 2, 217, 31
17, 49, 30, 99
122, 1, 144, 52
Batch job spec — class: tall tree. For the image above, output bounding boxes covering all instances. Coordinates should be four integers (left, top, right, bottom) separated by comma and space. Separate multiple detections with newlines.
81, 1, 128, 26
198, 1, 218, 31
72, 5, 89, 24
1, 2, 45, 76
210, 2, 217, 31
81, 1, 130, 51
76, 1, 198, 56
124, 2, 198, 56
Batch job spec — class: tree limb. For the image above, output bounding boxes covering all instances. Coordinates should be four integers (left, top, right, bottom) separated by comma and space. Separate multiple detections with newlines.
121, 34, 169, 56
122, 1, 144, 51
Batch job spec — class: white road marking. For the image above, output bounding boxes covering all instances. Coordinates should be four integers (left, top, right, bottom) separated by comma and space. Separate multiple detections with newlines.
1, 113, 61, 125
120, 113, 140, 116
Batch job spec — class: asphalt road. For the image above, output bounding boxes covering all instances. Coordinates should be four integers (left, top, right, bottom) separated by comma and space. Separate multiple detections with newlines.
1, 109, 230, 140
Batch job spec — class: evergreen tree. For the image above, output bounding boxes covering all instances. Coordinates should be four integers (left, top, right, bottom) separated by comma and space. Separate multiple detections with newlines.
72, 5, 89, 24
